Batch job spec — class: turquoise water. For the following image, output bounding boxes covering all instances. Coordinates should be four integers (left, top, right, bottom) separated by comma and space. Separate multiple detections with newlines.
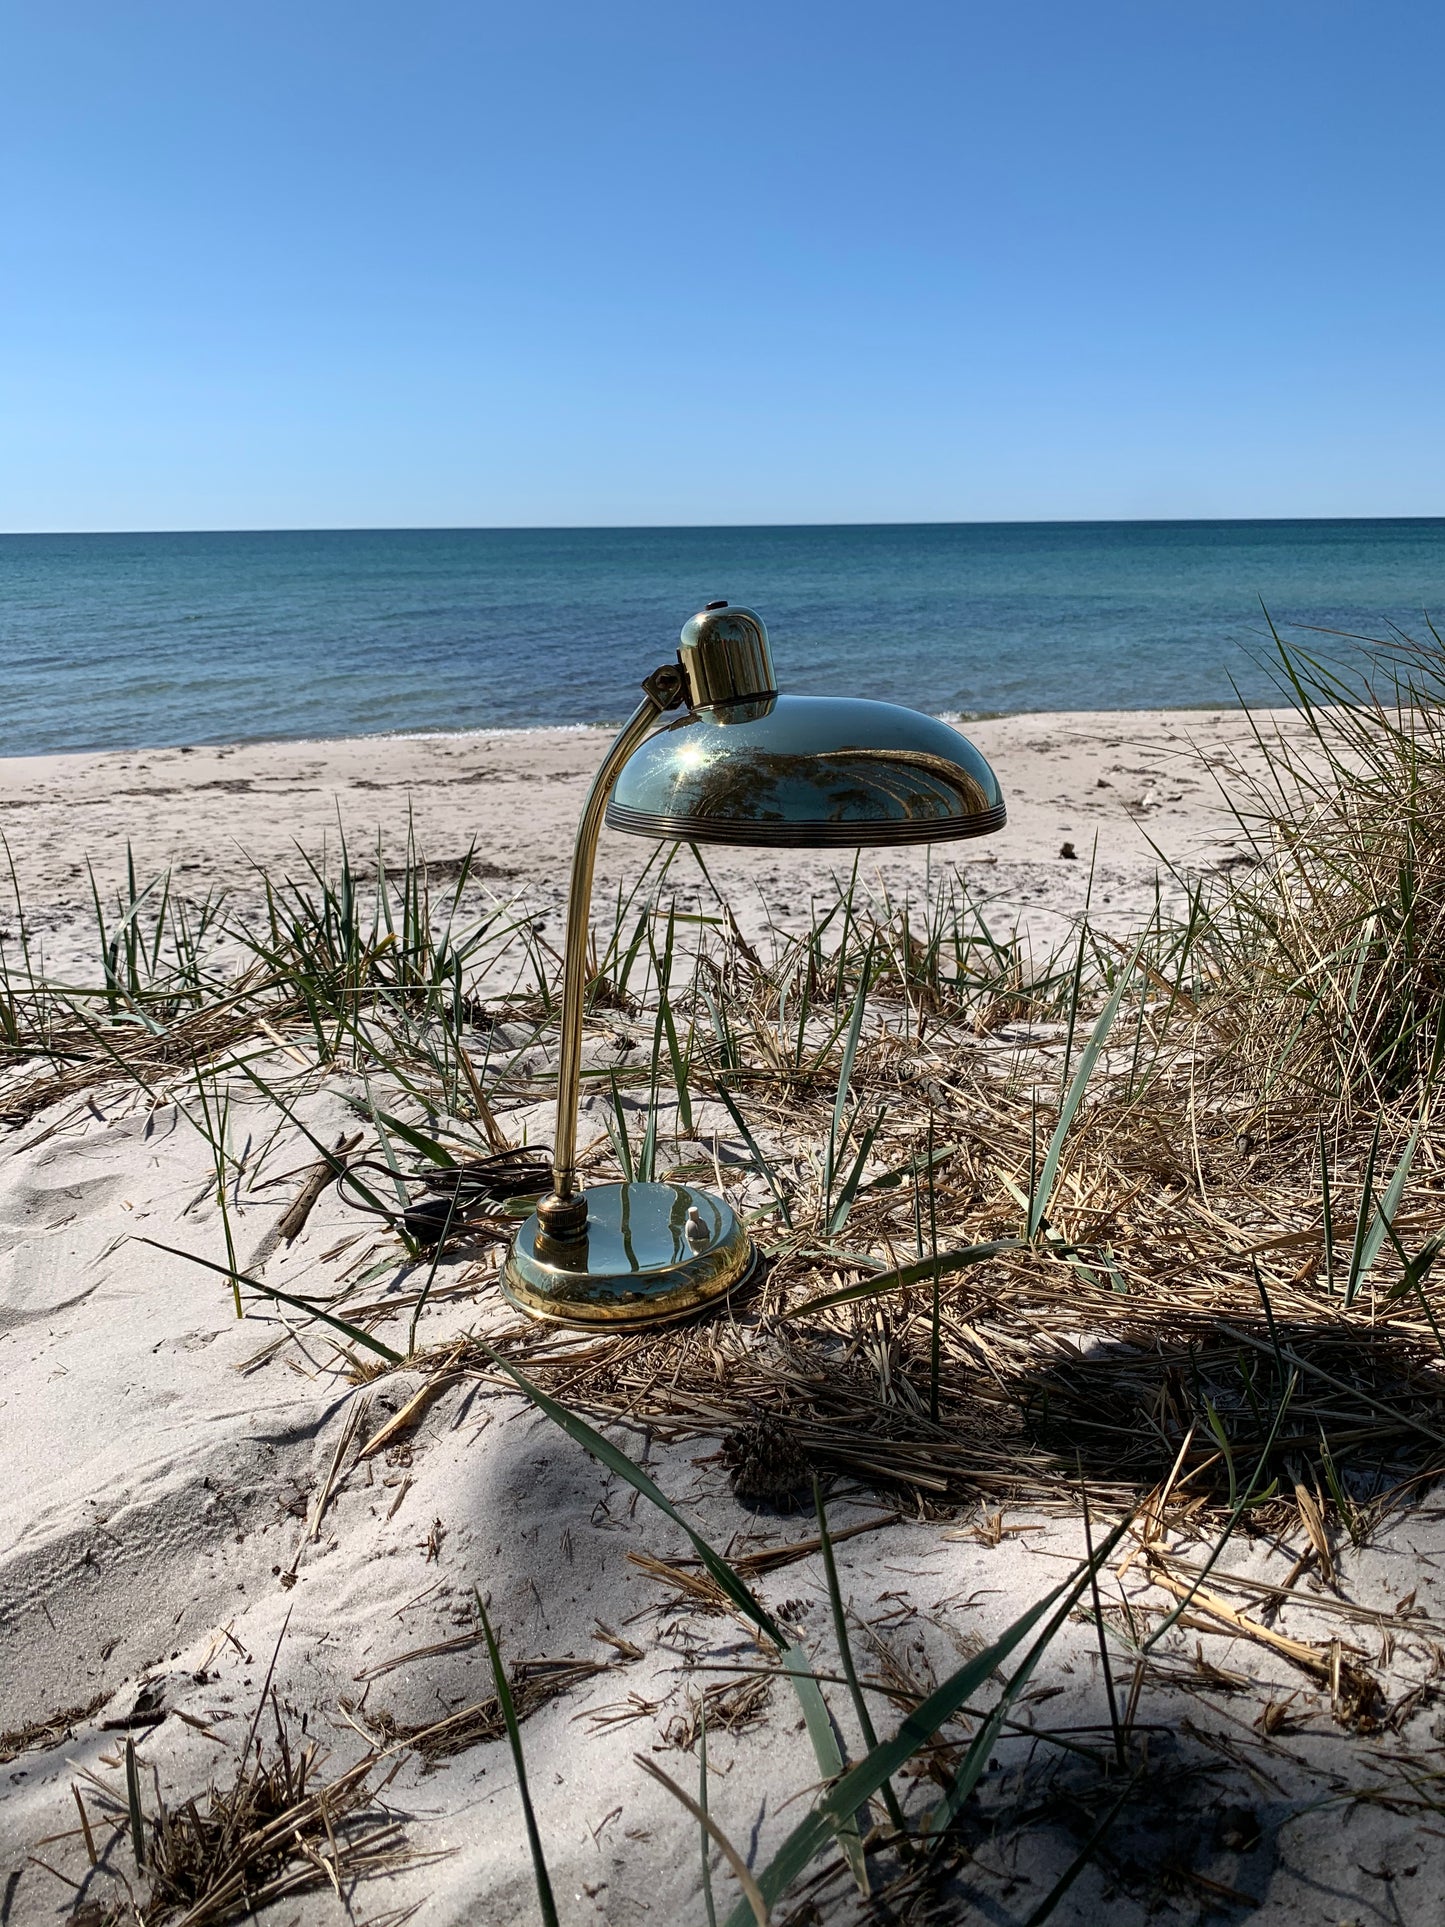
2, 521, 1443, 756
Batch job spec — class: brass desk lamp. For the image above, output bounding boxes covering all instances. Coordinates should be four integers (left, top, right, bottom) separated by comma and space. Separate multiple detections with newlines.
502, 602, 1006, 1330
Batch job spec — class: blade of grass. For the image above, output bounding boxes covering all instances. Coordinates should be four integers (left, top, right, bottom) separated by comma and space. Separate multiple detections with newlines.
475, 1588, 559, 1927
124, 1737, 145, 1871
231, 1058, 402, 1224
635, 1757, 767, 1927
778, 1637, 867, 1894
192, 1066, 243, 1319
824, 1103, 885, 1237
1319, 1126, 1336, 1296
699, 1705, 718, 1927
788, 1241, 1017, 1317
814, 1476, 908, 1842
468, 1339, 861, 1885
137, 1237, 403, 1364
638, 1008, 664, 1184
926, 1108, 940, 1423
722, 1514, 1134, 1927
1028, 940, 1142, 1241
1142, 1372, 1297, 1653
1020, 1775, 1141, 1926
1078, 1467, 1125, 1767
823, 942, 874, 1219
606, 1075, 636, 1183
1342, 1119, 1383, 1306
1348, 1124, 1420, 1302
408, 1189, 459, 1355
351, 1101, 458, 1168
713, 1083, 793, 1227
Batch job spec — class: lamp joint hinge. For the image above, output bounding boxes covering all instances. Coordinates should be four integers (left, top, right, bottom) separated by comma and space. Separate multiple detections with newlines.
641, 662, 688, 711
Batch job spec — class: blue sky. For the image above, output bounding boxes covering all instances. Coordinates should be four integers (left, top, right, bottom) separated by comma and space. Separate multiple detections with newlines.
3, 1, 1442, 529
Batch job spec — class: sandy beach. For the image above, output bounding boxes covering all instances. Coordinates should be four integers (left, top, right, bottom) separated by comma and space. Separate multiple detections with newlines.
0, 707, 1281, 973
4, 706, 1442, 1927
9, 0, 1443, 1911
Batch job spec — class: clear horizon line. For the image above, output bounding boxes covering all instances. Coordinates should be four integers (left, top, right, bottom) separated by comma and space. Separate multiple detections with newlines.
4, 512, 1445, 538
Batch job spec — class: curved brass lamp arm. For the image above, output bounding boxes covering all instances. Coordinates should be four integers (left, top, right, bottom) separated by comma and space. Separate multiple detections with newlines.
538, 663, 686, 1237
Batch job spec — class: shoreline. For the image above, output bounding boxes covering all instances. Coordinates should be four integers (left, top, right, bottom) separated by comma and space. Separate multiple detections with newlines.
0, 698, 1263, 766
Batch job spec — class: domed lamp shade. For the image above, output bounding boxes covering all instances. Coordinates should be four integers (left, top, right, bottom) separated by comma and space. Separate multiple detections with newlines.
502, 603, 1006, 1329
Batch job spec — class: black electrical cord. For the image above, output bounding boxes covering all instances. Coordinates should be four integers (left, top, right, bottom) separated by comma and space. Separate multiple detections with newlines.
336, 1146, 553, 1247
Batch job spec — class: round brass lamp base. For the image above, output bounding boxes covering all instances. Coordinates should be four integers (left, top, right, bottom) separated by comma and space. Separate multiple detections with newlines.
502, 1181, 755, 1329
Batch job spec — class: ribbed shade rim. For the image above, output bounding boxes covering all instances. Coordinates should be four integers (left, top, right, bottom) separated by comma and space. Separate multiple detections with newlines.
604, 801, 1007, 848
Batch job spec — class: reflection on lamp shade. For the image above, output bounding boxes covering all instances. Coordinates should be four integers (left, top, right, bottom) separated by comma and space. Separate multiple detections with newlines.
605, 692, 1006, 849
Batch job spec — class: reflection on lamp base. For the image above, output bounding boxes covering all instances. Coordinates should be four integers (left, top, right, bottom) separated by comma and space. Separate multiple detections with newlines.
502, 1181, 756, 1329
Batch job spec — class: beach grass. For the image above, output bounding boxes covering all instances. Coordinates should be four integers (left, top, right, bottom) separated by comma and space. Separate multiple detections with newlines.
10, 626, 1445, 1919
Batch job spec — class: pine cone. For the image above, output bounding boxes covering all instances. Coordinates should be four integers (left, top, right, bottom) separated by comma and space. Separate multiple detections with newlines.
722, 1416, 808, 1510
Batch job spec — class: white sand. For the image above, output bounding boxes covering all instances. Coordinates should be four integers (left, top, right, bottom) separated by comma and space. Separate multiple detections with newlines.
0, 708, 1282, 973
3, 711, 1442, 1925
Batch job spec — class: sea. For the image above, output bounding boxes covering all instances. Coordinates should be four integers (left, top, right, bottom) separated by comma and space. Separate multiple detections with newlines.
3, 520, 1444, 758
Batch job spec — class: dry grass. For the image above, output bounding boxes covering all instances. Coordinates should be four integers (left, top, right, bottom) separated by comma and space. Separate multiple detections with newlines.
464, 633, 1445, 1539
663, 1675, 773, 1752
13, 626, 1445, 1919
56, 1702, 407, 1927
363, 1656, 609, 1764
8, 634, 1445, 1536
0, 1696, 106, 1766
1186, 626, 1445, 1121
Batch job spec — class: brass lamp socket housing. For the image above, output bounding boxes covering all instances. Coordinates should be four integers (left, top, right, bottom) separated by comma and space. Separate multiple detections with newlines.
677, 602, 777, 708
